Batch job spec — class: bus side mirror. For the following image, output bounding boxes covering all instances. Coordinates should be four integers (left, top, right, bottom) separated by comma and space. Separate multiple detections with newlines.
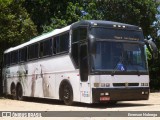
144, 39, 159, 59
89, 35, 96, 54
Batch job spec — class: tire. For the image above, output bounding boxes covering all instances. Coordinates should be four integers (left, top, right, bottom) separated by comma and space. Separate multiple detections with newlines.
16, 84, 23, 100
11, 83, 16, 100
60, 81, 74, 106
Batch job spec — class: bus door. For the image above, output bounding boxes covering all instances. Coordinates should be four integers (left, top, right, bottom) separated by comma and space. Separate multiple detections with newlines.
79, 43, 91, 103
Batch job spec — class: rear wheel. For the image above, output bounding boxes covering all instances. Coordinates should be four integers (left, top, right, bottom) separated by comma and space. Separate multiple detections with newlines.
60, 81, 73, 106
11, 83, 16, 100
16, 84, 23, 100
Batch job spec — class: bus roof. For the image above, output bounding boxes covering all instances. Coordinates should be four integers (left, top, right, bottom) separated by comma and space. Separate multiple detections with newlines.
4, 20, 140, 53
71, 20, 138, 29
4, 25, 71, 53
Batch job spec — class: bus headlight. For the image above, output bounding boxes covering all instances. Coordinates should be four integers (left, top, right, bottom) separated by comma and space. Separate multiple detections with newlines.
105, 92, 109, 96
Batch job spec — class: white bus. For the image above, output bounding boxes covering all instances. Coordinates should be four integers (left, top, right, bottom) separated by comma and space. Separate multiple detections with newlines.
2, 20, 157, 105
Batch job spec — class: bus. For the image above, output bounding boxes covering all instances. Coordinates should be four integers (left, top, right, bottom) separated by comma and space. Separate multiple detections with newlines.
1, 20, 158, 105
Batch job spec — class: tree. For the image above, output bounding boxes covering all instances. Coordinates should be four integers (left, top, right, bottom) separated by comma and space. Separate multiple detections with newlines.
42, 1, 104, 32
41, 0, 160, 90
23, 0, 76, 33
0, 0, 37, 61
42, 0, 158, 37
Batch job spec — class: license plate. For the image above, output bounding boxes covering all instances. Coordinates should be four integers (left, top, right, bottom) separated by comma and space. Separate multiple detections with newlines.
100, 96, 110, 101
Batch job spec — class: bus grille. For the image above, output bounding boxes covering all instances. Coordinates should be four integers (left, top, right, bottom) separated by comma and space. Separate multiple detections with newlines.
113, 83, 139, 87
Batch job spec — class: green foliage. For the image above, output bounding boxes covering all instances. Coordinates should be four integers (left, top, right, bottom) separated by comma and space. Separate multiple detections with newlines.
43, 18, 67, 33
0, 0, 160, 90
0, 0, 37, 61
95, 0, 157, 36
42, 1, 104, 32
40, 0, 160, 90
40, 0, 158, 37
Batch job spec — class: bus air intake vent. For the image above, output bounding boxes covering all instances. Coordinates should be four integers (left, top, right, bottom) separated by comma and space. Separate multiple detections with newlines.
113, 83, 139, 87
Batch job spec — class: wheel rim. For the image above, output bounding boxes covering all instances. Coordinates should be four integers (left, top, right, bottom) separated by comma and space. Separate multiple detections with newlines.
63, 85, 70, 100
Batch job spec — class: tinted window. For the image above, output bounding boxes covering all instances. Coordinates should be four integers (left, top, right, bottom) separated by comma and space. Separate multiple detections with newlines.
59, 33, 69, 52
72, 27, 87, 43
91, 41, 147, 72
71, 43, 79, 68
53, 37, 57, 54
71, 27, 87, 68
28, 43, 39, 60
19, 47, 27, 62
53, 32, 69, 54
10, 51, 18, 64
40, 39, 52, 57
54, 36, 60, 54
72, 29, 79, 42
79, 27, 87, 40
4, 53, 10, 66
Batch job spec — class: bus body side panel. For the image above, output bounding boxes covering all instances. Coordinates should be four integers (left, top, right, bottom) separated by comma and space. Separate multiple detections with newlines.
79, 79, 91, 103
3, 55, 82, 102
23, 55, 76, 98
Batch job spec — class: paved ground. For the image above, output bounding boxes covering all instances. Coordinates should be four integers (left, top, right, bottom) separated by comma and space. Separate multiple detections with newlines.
0, 92, 159, 120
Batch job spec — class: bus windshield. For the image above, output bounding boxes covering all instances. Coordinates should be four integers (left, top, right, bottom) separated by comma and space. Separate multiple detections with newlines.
91, 41, 147, 73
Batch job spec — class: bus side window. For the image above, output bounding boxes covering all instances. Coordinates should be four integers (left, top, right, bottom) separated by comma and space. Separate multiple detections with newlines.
10, 50, 18, 65
28, 43, 39, 60
40, 42, 44, 57
40, 39, 52, 57
72, 27, 87, 43
71, 43, 79, 68
79, 27, 87, 40
72, 29, 79, 43
54, 36, 60, 54
59, 33, 69, 52
4, 53, 10, 66
71, 27, 88, 68
19, 47, 27, 62
53, 38, 57, 55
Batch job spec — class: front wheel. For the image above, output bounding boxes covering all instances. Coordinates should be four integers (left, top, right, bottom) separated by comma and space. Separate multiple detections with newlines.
60, 81, 74, 106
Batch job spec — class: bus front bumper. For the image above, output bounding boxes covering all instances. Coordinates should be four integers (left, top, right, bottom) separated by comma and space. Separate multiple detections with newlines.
92, 87, 149, 103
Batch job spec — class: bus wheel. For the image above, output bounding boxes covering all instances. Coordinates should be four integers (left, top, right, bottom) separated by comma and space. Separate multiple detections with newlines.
11, 83, 16, 100
60, 81, 73, 106
16, 84, 23, 100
